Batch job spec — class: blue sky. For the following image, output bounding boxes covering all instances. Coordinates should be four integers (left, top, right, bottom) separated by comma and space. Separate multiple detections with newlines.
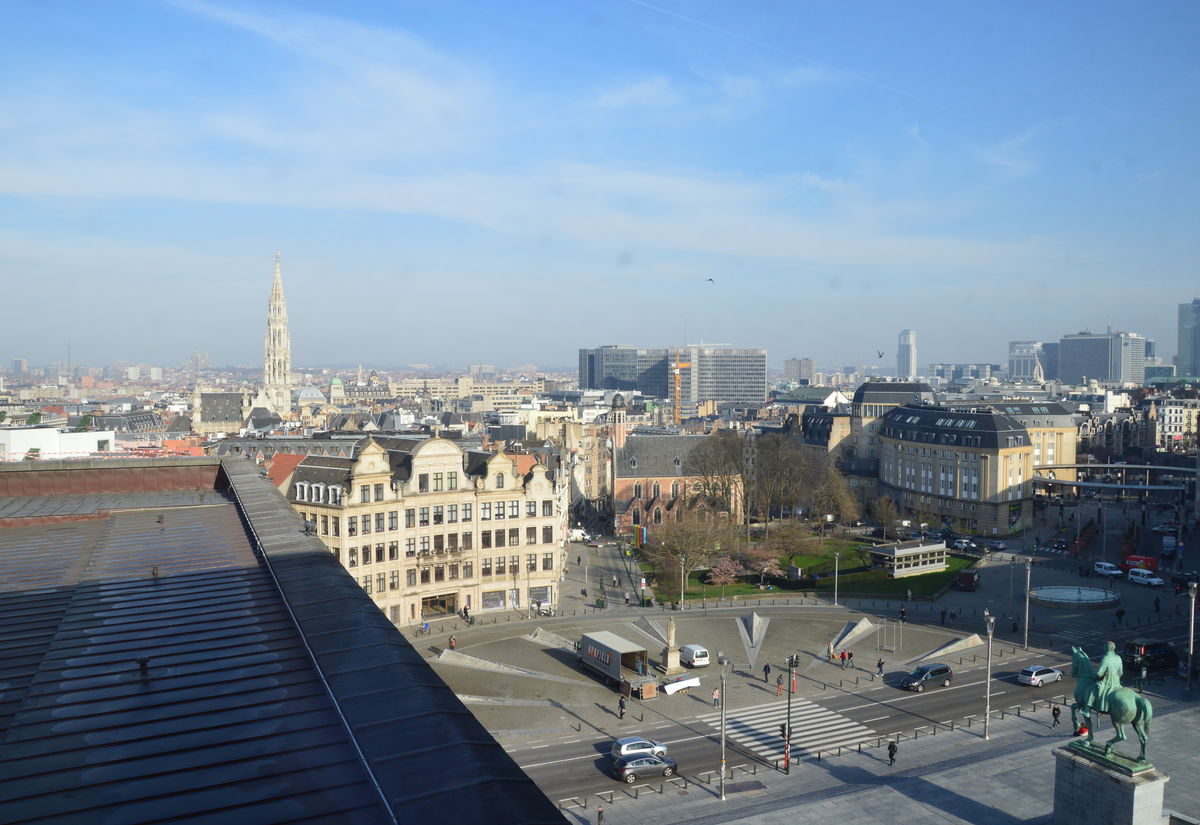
3, 1, 1198, 371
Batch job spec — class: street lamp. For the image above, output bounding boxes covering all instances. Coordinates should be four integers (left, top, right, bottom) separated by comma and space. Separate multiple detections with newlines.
1188, 582, 1197, 694
783, 654, 798, 774
718, 653, 729, 801
833, 551, 840, 607
984, 611, 996, 739
1023, 558, 1032, 651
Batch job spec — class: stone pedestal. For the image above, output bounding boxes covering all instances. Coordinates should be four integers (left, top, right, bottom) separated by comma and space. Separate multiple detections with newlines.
661, 646, 683, 675
1053, 746, 1168, 825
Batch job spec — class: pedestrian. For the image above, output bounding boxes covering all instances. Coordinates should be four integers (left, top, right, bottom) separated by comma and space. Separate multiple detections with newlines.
906, 588, 912, 602
899, 606, 907, 623
624, 592, 630, 606
612, 575, 618, 587
887, 740, 898, 766
847, 650, 854, 669
1116, 607, 1126, 626
463, 606, 470, 622
577, 555, 581, 565
618, 696, 626, 719
776, 673, 784, 696
763, 662, 772, 683
940, 607, 947, 625
1051, 704, 1061, 729
596, 804, 604, 824
827, 641, 835, 662
449, 635, 456, 651
1154, 596, 1160, 614
712, 687, 721, 708
839, 649, 847, 669
877, 658, 885, 677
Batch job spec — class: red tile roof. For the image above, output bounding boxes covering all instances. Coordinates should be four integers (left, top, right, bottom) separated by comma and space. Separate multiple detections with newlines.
266, 453, 306, 488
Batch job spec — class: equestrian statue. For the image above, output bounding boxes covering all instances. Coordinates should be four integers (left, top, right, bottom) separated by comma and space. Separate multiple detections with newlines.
1069, 642, 1153, 763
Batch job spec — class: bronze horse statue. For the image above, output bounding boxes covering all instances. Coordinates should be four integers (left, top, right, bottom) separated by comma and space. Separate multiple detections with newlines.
1069, 645, 1153, 761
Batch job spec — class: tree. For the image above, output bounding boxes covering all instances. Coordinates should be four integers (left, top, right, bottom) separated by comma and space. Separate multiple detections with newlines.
752, 433, 806, 521
871, 496, 899, 540
706, 556, 744, 597
687, 431, 745, 518
806, 455, 860, 535
644, 515, 738, 604
739, 544, 784, 585
26, 412, 41, 426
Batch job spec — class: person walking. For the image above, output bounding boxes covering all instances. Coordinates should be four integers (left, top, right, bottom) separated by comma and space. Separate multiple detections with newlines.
940, 607, 947, 625
763, 662, 772, 683
776, 673, 784, 696
448, 635, 456, 651
839, 649, 847, 669
827, 641, 835, 663
1116, 607, 1126, 626
899, 606, 907, 623
612, 575, 618, 588
712, 687, 721, 708
847, 650, 854, 670
887, 740, 898, 766
596, 804, 604, 824
618, 696, 626, 719
1051, 704, 1061, 729
876, 658, 885, 677
624, 592, 630, 606
1153, 596, 1161, 614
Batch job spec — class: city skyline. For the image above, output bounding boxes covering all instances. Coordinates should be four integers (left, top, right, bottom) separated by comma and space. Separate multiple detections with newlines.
3, 2, 1198, 367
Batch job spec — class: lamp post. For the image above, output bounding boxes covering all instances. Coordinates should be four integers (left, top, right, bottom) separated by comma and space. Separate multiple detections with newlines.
718, 653, 729, 800
833, 551, 840, 607
783, 654, 797, 774
984, 611, 996, 739
1188, 582, 1197, 694
1023, 558, 1032, 651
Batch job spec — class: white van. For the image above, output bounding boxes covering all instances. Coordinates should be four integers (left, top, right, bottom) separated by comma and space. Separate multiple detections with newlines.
1128, 568, 1164, 587
680, 644, 710, 667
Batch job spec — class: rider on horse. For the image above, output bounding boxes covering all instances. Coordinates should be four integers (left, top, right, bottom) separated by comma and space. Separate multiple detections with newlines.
1090, 640, 1123, 714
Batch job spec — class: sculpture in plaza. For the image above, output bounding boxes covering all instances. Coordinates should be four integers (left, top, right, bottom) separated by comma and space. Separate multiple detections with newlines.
1069, 643, 1153, 762
666, 617, 677, 649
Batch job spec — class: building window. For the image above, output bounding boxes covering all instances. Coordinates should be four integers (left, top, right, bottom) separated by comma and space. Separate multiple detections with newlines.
634, 483, 643, 499
463, 532, 473, 550
388, 511, 398, 530
496, 556, 506, 575
509, 501, 519, 518
376, 572, 386, 592
348, 519, 358, 537
362, 576, 372, 594
462, 503, 472, 522
527, 526, 537, 545
361, 514, 371, 535
420, 536, 430, 554
542, 526, 553, 544
463, 561, 473, 578
388, 541, 399, 560
419, 507, 429, 526
434, 564, 445, 582
542, 553, 553, 571
433, 472, 444, 492
405, 538, 416, 556
652, 482, 661, 498
361, 546, 372, 565
509, 528, 519, 546
482, 557, 493, 576
632, 508, 641, 524
320, 515, 329, 535
671, 482, 679, 498
542, 499, 553, 516
375, 512, 385, 532
420, 567, 431, 584
389, 570, 399, 589
433, 505, 444, 525
495, 472, 505, 489
331, 517, 340, 537
407, 569, 416, 587
482, 531, 492, 549
360, 485, 370, 504
448, 472, 458, 491
447, 504, 458, 523
510, 556, 519, 576
449, 562, 459, 579
654, 508, 662, 524
496, 529, 506, 548
495, 502, 504, 520
419, 474, 429, 493
405, 509, 416, 528
481, 503, 491, 520
527, 554, 537, 572
374, 483, 384, 502
295, 482, 308, 502
329, 486, 343, 505
526, 501, 537, 517
348, 547, 358, 567
434, 534, 444, 552
448, 533, 458, 550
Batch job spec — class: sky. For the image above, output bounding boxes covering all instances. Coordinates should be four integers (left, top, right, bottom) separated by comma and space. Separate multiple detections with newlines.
3, 1, 1198, 372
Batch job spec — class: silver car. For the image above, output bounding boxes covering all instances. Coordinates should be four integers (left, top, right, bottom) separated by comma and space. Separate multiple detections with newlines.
610, 736, 668, 760
1017, 665, 1062, 687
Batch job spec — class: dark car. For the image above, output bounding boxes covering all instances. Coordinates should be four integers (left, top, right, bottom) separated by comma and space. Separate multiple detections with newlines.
1170, 570, 1199, 587
612, 754, 678, 784
1051, 539, 1069, 552
899, 663, 953, 692
1121, 639, 1179, 674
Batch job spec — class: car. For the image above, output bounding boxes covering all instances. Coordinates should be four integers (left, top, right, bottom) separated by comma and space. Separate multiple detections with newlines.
1170, 570, 1199, 587
610, 736, 668, 761
899, 663, 953, 692
1093, 561, 1123, 579
986, 540, 1007, 552
611, 754, 678, 783
951, 539, 977, 551
924, 531, 944, 542
1051, 539, 1069, 552
1122, 639, 1179, 673
1017, 665, 1063, 687
1151, 523, 1180, 534
1128, 569, 1164, 587
585, 541, 600, 547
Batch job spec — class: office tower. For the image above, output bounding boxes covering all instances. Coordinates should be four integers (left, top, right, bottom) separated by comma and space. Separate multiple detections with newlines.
1057, 331, 1146, 384
897, 330, 917, 380
11, 358, 28, 375
262, 253, 293, 413
579, 344, 766, 410
1008, 341, 1047, 380
1179, 299, 1200, 377
783, 357, 815, 384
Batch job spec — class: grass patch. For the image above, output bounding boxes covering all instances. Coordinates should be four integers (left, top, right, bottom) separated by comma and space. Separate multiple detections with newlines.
812, 555, 975, 597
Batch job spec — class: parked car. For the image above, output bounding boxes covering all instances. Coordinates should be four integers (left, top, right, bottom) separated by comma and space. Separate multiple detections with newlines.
1122, 639, 1179, 673
951, 539, 977, 551
611, 754, 678, 783
1128, 568, 1164, 587
986, 540, 1007, 552
1093, 561, 1123, 579
1017, 665, 1063, 687
1051, 539, 1069, 551
899, 663, 953, 692
924, 531, 944, 542
610, 736, 668, 761
1170, 570, 1199, 587
1151, 523, 1180, 534
679, 644, 710, 668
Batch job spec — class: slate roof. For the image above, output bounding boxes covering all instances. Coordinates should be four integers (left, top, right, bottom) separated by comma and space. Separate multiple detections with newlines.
199, 392, 245, 423
615, 434, 709, 479
851, 382, 936, 406
878, 404, 1029, 450
287, 455, 356, 493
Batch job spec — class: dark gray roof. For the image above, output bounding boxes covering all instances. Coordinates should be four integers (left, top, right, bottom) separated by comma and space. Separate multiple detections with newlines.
615, 434, 710, 478
0, 458, 564, 825
878, 404, 1028, 450
288, 455, 356, 493
852, 382, 935, 406
199, 392, 245, 423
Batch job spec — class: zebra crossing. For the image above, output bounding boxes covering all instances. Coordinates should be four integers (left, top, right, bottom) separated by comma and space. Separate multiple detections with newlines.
696, 697, 879, 760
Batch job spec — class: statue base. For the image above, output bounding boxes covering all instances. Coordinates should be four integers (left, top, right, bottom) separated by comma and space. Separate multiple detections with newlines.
1053, 746, 1168, 825
660, 648, 684, 675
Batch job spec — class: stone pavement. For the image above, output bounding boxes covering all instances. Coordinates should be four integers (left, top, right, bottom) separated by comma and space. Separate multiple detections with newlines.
562, 682, 1200, 825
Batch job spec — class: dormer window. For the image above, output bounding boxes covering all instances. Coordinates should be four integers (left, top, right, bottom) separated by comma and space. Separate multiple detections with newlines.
495, 472, 505, 489
295, 482, 309, 502
629, 457, 637, 469
673, 456, 681, 468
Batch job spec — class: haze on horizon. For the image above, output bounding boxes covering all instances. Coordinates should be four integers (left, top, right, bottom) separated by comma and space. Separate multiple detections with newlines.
2, 1, 1197, 370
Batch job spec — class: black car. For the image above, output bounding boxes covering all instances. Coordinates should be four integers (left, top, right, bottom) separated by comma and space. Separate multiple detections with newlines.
612, 754, 678, 784
1121, 639, 1179, 674
1171, 570, 1199, 587
1051, 539, 1069, 551
899, 663, 953, 692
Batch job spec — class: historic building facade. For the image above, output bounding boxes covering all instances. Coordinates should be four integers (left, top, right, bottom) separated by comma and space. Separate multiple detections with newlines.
260, 253, 293, 415
286, 436, 565, 623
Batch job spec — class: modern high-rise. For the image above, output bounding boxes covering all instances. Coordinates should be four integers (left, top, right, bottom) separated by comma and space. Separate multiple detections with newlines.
1057, 330, 1146, 385
578, 344, 767, 412
262, 253, 293, 413
10, 358, 28, 375
784, 357, 816, 384
1008, 341, 1048, 381
1178, 298, 1200, 377
897, 330, 917, 379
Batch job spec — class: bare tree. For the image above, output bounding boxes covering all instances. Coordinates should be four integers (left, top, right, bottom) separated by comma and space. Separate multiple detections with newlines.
752, 433, 806, 520
807, 455, 860, 535
687, 431, 745, 518
871, 496, 899, 540
642, 515, 734, 604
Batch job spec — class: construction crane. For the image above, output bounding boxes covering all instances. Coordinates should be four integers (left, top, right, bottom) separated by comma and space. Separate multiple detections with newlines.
671, 349, 691, 426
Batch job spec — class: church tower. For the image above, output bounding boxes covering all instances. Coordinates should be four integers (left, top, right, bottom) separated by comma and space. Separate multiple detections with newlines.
262, 252, 293, 414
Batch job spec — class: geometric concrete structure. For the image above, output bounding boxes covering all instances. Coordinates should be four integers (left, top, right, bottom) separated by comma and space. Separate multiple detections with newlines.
1053, 747, 1168, 825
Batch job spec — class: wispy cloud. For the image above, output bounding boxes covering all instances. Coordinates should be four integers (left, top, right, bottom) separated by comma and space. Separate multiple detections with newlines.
587, 76, 682, 110
978, 127, 1041, 177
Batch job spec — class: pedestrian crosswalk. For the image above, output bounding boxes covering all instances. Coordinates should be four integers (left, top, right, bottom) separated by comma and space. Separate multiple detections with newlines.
695, 698, 878, 761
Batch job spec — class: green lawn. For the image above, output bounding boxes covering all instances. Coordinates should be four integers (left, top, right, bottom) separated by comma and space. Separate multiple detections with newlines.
811, 555, 975, 597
